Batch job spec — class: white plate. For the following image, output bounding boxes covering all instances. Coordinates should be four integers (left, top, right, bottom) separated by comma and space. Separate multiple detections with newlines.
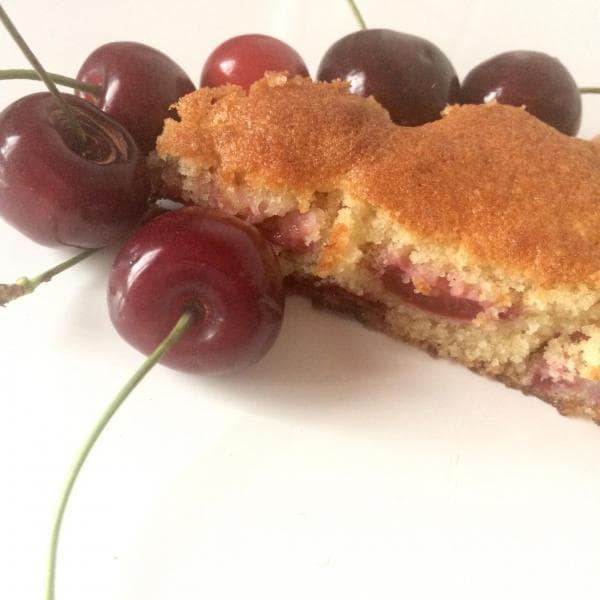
2, 1, 600, 599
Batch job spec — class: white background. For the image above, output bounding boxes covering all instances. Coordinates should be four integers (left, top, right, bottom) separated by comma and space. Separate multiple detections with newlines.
2, 1, 600, 599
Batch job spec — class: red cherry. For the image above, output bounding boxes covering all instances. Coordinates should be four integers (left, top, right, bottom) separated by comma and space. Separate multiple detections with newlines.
108, 206, 284, 373
200, 34, 309, 89
316, 29, 460, 126
76, 42, 195, 153
0, 92, 149, 248
460, 51, 582, 136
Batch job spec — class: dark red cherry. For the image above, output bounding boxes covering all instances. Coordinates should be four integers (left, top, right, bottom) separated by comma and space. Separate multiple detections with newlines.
76, 42, 195, 153
108, 206, 284, 372
0, 92, 149, 248
200, 34, 309, 89
316, 29, 460, 126
460, 51, 581, 136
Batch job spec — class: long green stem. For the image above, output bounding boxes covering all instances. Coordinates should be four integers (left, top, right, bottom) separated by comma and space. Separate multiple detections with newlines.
346, 0, 367, 29
0, 5, 86, 146
0, 248, 97, 306
45, 308, 197, 600
0, 68, 101, 95
579, 87, 600, 94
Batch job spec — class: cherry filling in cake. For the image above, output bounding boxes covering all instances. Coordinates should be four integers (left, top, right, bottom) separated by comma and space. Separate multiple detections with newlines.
521, 331, 600, 417
528, 360, 600, 403
256, 214, 517, 324
371, 250, 518, 322
258, 210, 320, 253
381, 267, 484, 321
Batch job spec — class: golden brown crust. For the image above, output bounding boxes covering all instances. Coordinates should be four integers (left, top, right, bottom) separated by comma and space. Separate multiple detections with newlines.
157, 74, 392, 200
157, 73, 600, 288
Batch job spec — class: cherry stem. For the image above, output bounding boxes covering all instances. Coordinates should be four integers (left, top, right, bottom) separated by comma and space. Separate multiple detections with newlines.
0, 68, 102, 95
579, 87, 600, 94
0, 5, 87, 146
45, 307, 197, 600
346, 0, 367, 29
0, 248, 97, 306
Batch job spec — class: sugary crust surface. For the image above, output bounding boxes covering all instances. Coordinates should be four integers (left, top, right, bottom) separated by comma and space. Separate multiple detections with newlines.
157, 74, 600, 287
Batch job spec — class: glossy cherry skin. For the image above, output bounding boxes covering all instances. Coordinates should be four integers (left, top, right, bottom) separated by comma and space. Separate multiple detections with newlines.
200, 34, 309, 89
77, 42, 195, 153
316, 29, 460, 126
0, 93, 150, 248
460, 51, 581, 136
108, 207, 284, 373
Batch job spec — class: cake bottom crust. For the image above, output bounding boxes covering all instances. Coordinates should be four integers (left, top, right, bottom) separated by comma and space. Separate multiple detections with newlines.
285, 275, 600, 424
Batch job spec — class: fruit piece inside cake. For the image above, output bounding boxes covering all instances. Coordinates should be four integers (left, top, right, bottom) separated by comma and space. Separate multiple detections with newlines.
152, 73, 600, 422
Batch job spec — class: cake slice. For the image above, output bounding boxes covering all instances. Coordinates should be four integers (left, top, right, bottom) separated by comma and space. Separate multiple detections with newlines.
153, 73, 600, 422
